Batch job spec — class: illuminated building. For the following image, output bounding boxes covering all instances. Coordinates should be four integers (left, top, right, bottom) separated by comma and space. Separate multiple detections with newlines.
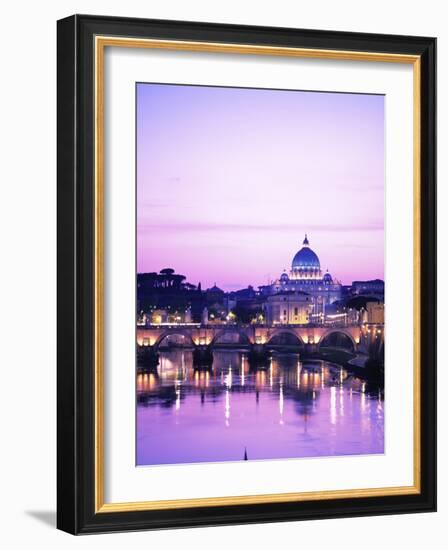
264, 291, 314, 325
351, 279, 384, 300
263, 235, 342, 317
364, 301, 385, 324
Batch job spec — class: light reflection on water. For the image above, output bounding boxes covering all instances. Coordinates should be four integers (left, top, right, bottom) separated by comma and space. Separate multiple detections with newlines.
137, 350, 384, 466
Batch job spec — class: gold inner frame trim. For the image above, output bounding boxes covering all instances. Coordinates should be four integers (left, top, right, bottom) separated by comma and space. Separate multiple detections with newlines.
94, 35, 421, 514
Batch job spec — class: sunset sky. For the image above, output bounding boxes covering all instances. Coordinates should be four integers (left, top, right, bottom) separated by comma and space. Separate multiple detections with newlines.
137, 83, 384, 290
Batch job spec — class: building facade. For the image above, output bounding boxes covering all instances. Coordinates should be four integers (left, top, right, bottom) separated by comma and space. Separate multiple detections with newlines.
351, 279, 385, 300
264, 235, 342, 319
264, 291, 314, 325
363, 301, 385, 324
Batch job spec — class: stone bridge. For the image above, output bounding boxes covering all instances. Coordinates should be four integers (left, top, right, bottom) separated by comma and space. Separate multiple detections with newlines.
136, 323, 379, 353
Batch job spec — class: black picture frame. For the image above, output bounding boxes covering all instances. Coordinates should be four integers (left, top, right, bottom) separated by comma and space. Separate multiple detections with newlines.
57, 14, 436, 534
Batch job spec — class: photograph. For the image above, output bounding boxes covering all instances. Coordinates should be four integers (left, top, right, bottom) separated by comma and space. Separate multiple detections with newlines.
54, 13, 436, 535
135, 83, 386, 466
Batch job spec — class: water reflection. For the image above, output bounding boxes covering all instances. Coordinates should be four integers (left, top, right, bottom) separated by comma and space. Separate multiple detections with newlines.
137, 350, 384, 465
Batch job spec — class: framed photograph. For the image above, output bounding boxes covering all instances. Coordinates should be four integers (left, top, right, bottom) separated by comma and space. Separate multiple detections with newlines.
57, 15, 436, 534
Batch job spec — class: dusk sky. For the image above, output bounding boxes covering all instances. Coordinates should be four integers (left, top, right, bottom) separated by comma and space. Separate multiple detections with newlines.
137, 83, 384, 291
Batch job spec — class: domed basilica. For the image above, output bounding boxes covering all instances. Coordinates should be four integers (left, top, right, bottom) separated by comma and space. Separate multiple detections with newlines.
267, 234, 342, 317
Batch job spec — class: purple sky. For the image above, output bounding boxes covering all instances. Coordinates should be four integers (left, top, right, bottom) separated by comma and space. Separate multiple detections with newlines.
137, 84, 384, 290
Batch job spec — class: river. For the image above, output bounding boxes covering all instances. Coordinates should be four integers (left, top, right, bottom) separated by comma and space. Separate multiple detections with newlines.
137, 350, 384, 466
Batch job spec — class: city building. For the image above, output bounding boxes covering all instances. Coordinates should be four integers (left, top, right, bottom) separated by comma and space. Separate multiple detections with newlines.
205, 283, 225, 305
363, 301, 385, 324
264, 235, 342, 316
137, 235, 384, 328
264, 291, 314, 325
351, 279, 385, 300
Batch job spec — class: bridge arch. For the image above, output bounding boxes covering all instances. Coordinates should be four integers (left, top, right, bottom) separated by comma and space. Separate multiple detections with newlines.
154, 330, 195, 349
318, 329, 356, 352
266, 330, 305, 347
210, 328, 252, 346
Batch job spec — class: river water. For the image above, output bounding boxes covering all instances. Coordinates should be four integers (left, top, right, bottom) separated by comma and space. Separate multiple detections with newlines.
137, 350, 384, 466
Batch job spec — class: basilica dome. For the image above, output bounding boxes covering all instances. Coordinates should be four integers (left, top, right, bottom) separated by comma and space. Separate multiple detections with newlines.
292, 235, 321, 271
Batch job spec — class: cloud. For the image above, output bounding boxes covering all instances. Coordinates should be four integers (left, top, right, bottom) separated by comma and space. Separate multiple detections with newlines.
137, 221, 383, 233
139, 201, 171, 209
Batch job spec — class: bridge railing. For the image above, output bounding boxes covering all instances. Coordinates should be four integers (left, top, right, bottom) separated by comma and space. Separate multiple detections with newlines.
138, 321, 364, 329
